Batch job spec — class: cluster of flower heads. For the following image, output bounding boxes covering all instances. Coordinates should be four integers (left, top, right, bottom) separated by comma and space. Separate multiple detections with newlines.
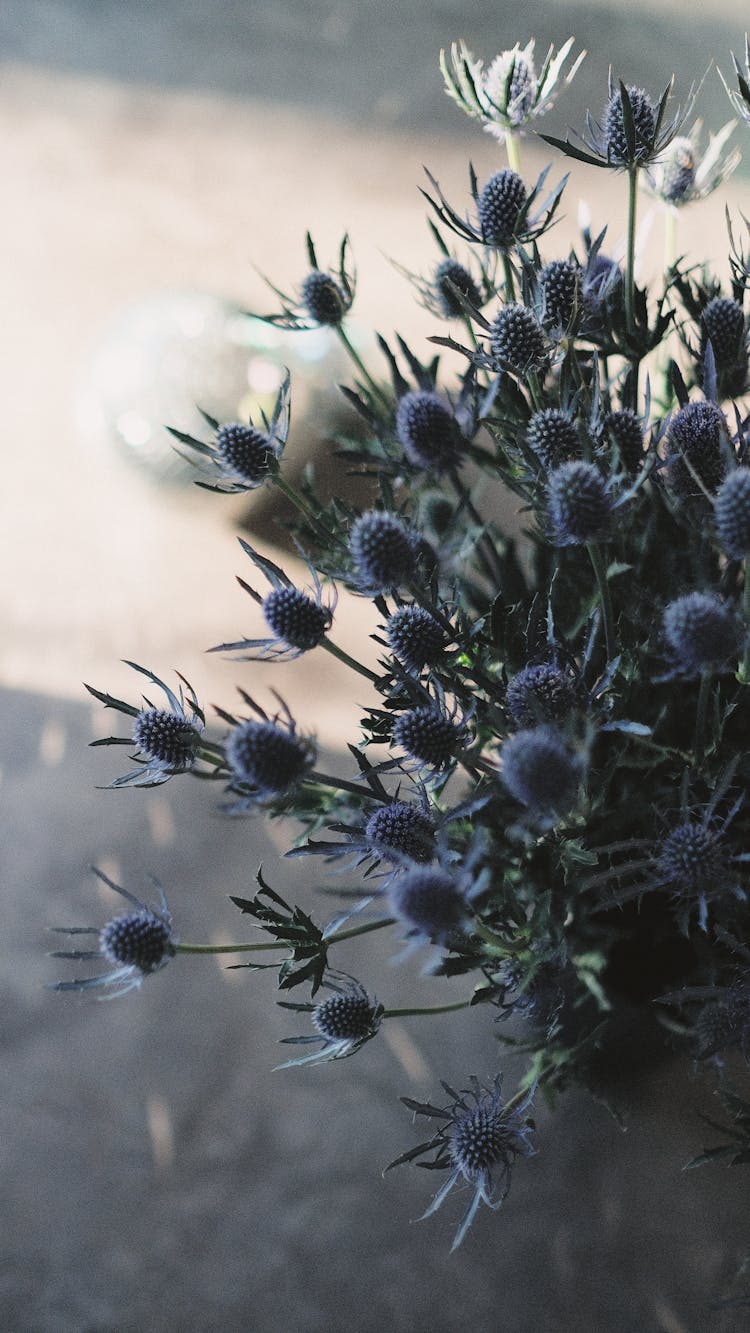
56, 35, 750, 1255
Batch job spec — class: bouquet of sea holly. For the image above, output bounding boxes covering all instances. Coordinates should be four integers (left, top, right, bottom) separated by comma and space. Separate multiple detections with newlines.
52, 36, 750, 1256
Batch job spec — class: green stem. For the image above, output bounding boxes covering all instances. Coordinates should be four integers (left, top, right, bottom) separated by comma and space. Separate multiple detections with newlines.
336, 326, 391, 412
525, 370, 544, 413
694, 671, 712, 766
664, 205, 678, 275
273, 474, 329, 533
587, 542, 616, 663
383, 1000, 472, 1019
320, 637, 380, 684
625, 166, 640, 404
176, 916, 394, 955
504, 128, 521, 173
501, 251, 516, 302
472, 919, 528, 957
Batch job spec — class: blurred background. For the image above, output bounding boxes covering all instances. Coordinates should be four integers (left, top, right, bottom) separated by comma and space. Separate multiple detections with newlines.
2, 3, 750, 1330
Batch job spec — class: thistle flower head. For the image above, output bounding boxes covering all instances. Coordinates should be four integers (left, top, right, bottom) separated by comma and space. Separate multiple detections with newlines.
645, 121, 739, 206
386, 605, 448, 673
505, 663, 578, 727
256, 233, 354, 331
132, 708, 201, 771
547, 459, 613, 545
86, 663, 205, 789
489, 303, 547, 374
658, 821, 729, 899
441, 37, 584, 139
666, 399, 728, 501
392, 702, 465, 771
539, 259, 581, 331
500, 726, 582, 821
170, 371, 290, 495
226, 711, 316, 801
389, 1075, 535, 1250
364, 801, 436, 864
50, 868, 176, 998
349, 510, 416, 594
278, 978, 383, 1068
526, 408, 580, 470
662, 592, 738, 675
395, 390, 463, 472
477, 170, 528, 247
715, 468, 750, 559
600, 409, 645, 475
215, 423, 274, 485
695, 988, 750, 1058
300, 270, 349, 326
700, 296, 748, 396
433, 257, 483, 318
604, 85, 657, 164
388, 867, 466, 942
263, 586, 332, 651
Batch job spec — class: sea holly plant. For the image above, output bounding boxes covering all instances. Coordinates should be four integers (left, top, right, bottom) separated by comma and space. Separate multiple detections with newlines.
54, 35, 750, 1267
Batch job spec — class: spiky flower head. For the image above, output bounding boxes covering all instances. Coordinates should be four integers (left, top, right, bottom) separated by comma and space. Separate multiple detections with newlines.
313, 985, 381, 1042
300, 270, 349, 326
645, 122, 739, 206
441, 37, 584, 139
392, 704, 464, 770
526, 409, 580, 469
364, 801, 436, 863
388, 867, 466, 942
662, 592, 737, 675
700, 296, 747, 395
50, 868, 176, 998
477, 170, 528, 247
489, 303, 546, 374
539, 259, 581, 330
349, 510, 416, 594
500, 726, 582, 820
389, 1075, 536, 1250
665, 400, 728, 500
601, 409, 645, 475
226, 717, 315, 798
433, 257, 483, 318
604, 85, 657, 164
132, 708, 200, 771
100, 911, 174, 974
278, 979, 383, 1067
547, 459, 613, 545
658, 821, 729, 899
715, 468, 750, 559
505, 663, 578, 727
395, 390, 463, 472
215, 423, 275, 486
695, 989, 750, 1058
262, 587, 331, 651
386, 605, 448, 673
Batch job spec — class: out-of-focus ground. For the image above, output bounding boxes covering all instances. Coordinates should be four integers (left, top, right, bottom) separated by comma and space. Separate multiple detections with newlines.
3, 3, 750, 1330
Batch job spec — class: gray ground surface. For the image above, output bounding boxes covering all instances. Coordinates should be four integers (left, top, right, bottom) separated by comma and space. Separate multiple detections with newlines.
2, 688, 750, 1333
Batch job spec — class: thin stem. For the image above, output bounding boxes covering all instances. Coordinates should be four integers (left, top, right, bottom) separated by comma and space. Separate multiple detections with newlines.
383, 1000, 472, 1019
664, 205, 678, 275
625, 166, 638, 337
273, 474, 329, 534
694, 671, 712, 766
176, 916, 395, 955
447, 471, 504, 585
504, 128, 521, 174
336, 326, 391, 412
525, 370, 544, 413
320, 637, 380, 685
587, 542, 616, 663
501, 251, 516, 302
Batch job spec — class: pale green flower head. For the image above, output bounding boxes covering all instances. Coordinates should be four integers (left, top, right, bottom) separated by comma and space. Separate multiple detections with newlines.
440, 36, 585, 139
